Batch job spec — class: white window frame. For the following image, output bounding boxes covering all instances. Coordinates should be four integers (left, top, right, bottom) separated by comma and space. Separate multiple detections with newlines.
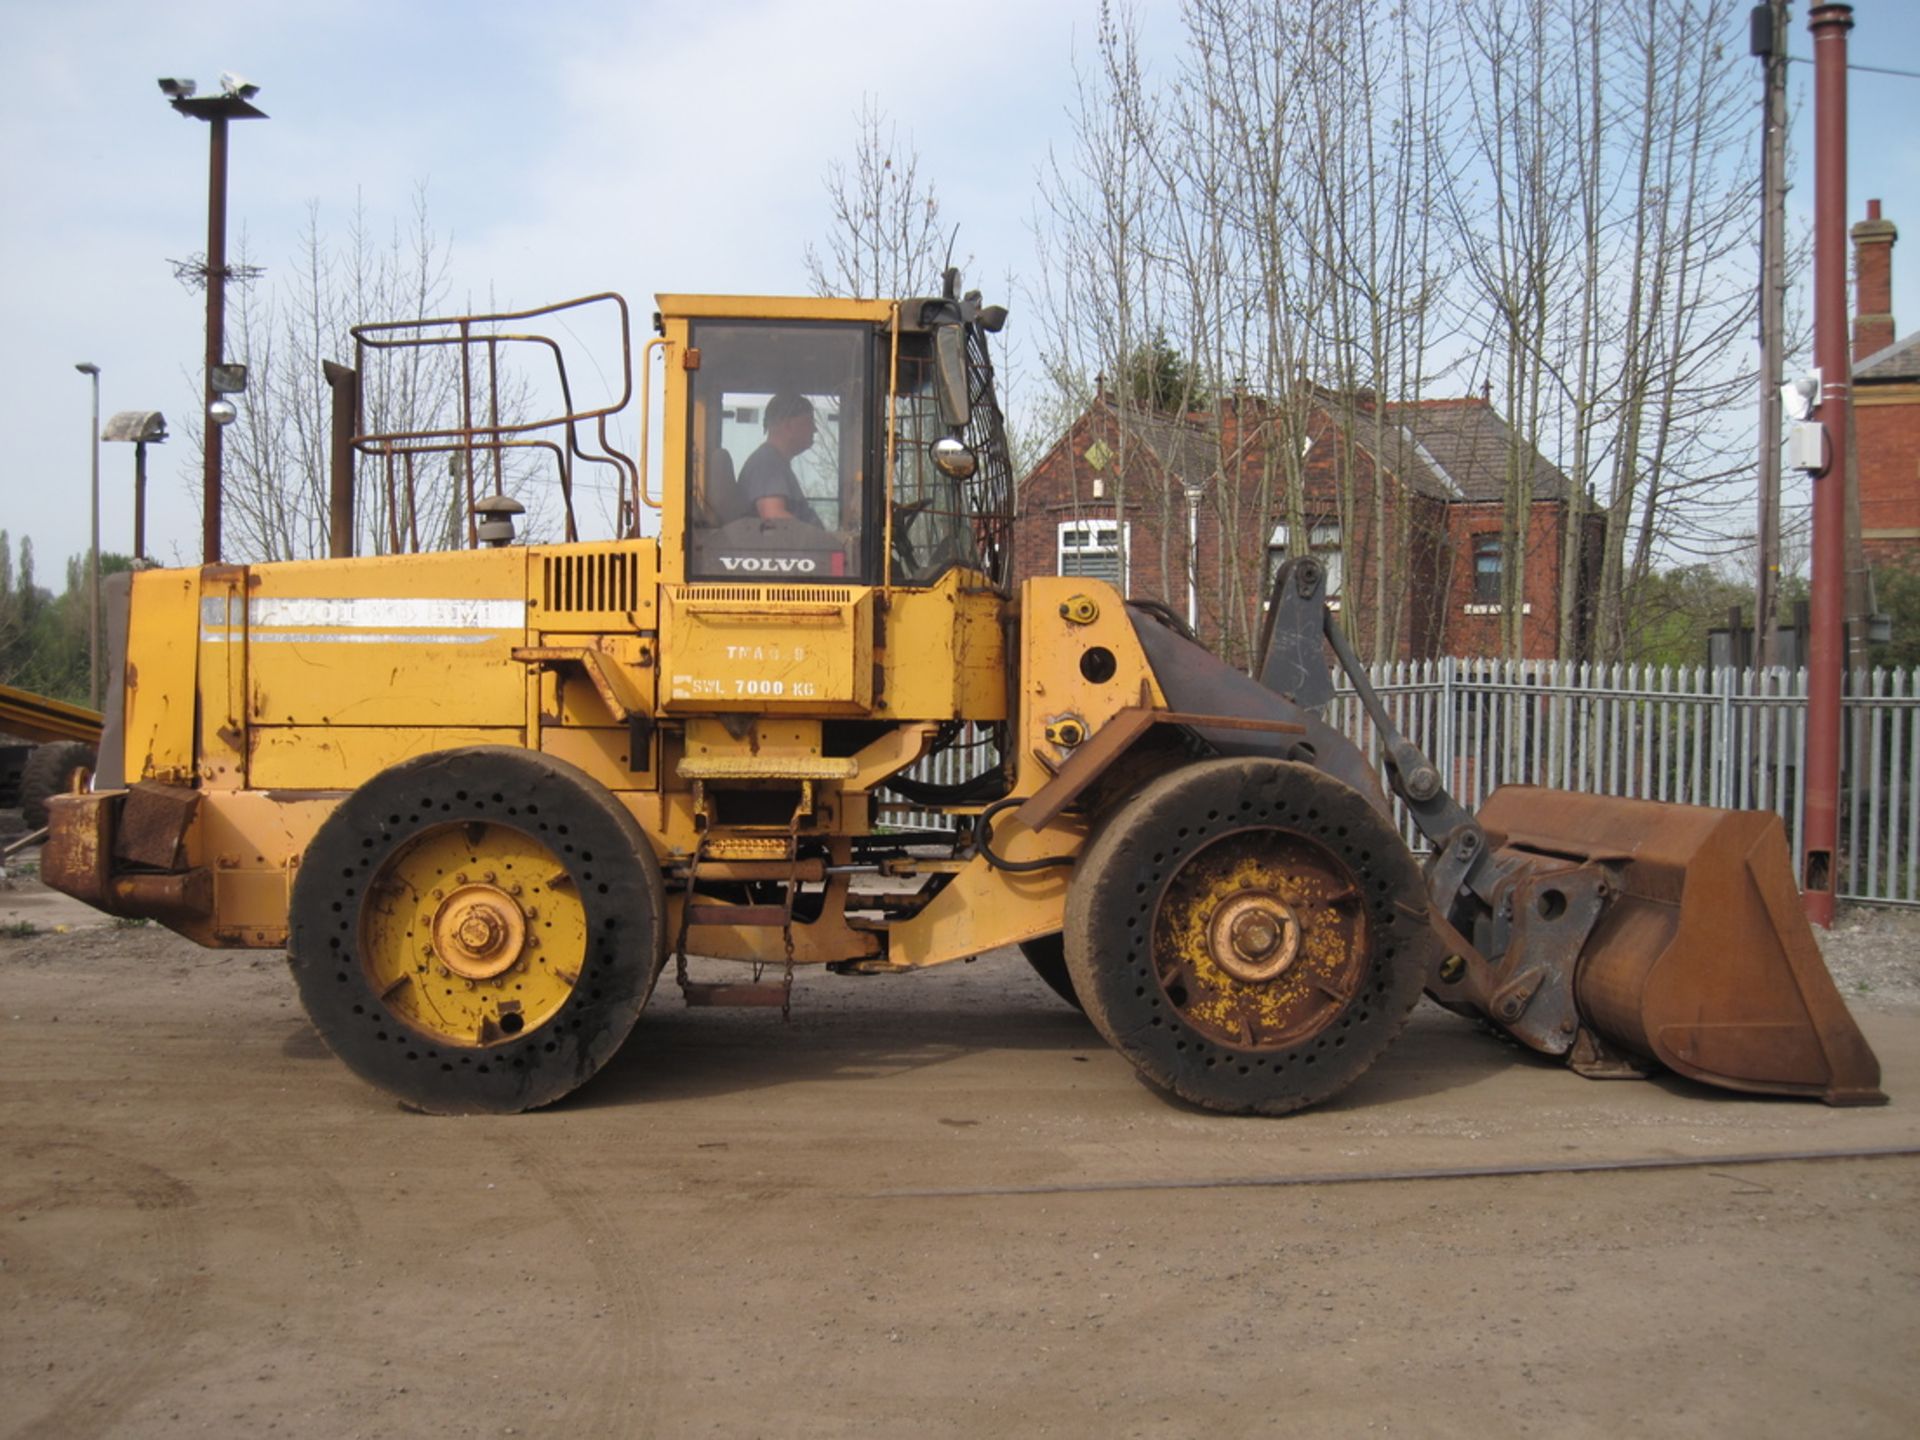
1057, 518, 1131, 586
1267, 520, 1343, 604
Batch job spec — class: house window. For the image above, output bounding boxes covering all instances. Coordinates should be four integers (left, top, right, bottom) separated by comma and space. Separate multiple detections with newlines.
1058, 518, 1129, 584
1268, 520, 1343, 599
1472, 534, 1503, 603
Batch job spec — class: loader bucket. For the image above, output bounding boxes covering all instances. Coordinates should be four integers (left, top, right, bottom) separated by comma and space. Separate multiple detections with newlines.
1475, 787, 1885, 1106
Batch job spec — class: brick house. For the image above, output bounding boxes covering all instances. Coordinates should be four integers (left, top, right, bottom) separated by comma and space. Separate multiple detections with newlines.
1853, 200, 1920, 570
1013, 386, 1596, 664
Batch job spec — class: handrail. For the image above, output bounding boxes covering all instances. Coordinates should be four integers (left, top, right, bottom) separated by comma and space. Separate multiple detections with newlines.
634, 335, 670, 518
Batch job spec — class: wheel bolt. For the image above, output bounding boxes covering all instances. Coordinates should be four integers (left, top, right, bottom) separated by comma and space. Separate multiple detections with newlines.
1231, 911, 1282, 959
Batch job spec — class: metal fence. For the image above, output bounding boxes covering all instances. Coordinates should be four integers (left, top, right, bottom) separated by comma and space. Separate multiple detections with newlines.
894, 660, 1920, 909
1328, 659, 1919, 908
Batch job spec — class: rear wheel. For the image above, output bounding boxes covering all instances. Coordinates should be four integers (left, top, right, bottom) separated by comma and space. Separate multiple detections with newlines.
288, 747, 664, 1113
1064, 757, 1431, 1114
21, 741, 96, 830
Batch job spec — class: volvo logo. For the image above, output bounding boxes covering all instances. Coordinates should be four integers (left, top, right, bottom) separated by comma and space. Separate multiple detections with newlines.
717, 555, 819, 574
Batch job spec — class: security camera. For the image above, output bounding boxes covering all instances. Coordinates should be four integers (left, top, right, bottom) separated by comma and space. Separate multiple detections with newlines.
157, 77, 197, 98
219, 72, 260, 100
1781, 370, 1821, 422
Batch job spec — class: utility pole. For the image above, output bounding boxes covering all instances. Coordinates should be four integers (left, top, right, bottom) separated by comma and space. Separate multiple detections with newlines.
1752, 1, 1790, 669
1803, 2, 1853, 928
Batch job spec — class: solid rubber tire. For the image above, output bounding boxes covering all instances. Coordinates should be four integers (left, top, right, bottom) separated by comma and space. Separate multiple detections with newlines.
1063, 757, 1433, 1115
20, 742, 96, 831
288, 746, 665, 1114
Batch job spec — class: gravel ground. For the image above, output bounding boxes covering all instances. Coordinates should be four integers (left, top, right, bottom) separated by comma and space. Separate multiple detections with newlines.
4, 806, 1918, 1439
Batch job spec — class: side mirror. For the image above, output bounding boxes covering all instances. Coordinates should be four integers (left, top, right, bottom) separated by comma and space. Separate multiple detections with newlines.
930, 436, 977, 479
933, 324, 970, 430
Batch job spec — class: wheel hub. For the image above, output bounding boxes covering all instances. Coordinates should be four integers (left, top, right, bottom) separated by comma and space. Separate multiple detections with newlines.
1209, 892, 1300, 983
1151, 827, 1371, 1051
433, 884, 527, 979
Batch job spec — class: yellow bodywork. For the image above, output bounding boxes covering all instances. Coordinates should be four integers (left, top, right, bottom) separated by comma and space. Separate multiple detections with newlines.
62, 292, 1165, 977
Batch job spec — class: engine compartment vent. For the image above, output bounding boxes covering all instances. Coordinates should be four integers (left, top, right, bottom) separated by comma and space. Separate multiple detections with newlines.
677, 585, 855, 605
545, 552, 642, 613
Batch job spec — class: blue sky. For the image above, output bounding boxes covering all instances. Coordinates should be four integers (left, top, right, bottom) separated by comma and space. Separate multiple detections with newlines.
4, 0, 1918, 576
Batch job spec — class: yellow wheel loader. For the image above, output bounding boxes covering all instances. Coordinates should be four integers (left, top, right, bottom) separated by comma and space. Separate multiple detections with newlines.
42, 282, 1883, 1114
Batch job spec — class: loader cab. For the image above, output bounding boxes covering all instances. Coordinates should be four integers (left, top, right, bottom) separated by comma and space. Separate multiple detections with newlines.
674, 291, 1011, 591
685, 318, 873, 582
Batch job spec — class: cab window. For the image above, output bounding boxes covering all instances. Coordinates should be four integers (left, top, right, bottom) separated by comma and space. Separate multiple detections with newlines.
686, 321, 871, 583
888, 337, 983, 584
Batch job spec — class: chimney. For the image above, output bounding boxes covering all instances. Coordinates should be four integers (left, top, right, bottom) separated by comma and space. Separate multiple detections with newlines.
1852, 198, 1897, 364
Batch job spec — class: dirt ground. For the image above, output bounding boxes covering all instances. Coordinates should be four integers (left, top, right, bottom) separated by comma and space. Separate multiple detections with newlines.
3, 839, 1918, 1439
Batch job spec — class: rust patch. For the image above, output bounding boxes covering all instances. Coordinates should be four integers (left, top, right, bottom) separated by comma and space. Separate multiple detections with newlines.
114, 783, 200, 870
41, 792, 115, 907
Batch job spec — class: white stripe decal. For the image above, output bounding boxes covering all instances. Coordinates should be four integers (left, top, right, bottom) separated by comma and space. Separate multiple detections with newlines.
200, 631, 503, 646
197, 597, 525, 630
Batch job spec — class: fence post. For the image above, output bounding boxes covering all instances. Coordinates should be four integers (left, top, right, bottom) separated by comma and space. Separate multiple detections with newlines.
1438, 655, 1456, 794
1728, 668, 1743, 814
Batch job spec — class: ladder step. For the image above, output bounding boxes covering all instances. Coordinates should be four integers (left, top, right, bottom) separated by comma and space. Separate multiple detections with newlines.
686, 903, 789, 927
680, 981, 789, 1008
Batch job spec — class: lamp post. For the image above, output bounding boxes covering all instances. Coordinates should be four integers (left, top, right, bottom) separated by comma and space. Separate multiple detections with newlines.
74, 362, 101, 709
103, 411, 169, 562
158, 75, 266, 565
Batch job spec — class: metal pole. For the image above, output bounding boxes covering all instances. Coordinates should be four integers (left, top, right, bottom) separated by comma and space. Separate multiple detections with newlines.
203, 113, 229, 566
133, 440, 148, 562
86, 368, 101, 709
1755, 0, 1790, 669
323, 361, 358, 558
1185, 485, 1201, 633
1803, 2, 1854, 927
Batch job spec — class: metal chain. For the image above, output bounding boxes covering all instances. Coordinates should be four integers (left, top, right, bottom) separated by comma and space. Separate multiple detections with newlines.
672, 825, 706, 1001
780, 787, 804, 1023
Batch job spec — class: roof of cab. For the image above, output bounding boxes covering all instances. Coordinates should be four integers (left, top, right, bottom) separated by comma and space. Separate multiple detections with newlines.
654, 294, 897, 324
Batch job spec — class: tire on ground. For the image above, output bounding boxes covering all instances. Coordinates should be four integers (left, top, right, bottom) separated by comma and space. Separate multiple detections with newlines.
288, 746, 665, 1114
1063, 756, 1433, 1115
21, 742, 96, 831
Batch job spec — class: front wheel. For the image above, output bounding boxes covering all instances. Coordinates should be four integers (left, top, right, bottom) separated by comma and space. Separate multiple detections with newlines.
288, 747, 665, 1113
1064, 758, 1432, 1115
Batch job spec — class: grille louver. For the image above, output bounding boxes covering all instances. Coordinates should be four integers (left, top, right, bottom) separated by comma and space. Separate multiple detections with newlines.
544, 552, 642, 613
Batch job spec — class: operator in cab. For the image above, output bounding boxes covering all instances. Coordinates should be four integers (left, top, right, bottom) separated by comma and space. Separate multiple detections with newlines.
738, 392, 824, 527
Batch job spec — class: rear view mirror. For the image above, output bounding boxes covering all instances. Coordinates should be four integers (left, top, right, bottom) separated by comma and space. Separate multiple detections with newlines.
933, 324, 970, 430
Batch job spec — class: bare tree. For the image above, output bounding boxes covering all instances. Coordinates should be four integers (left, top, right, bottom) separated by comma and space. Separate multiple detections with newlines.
1022, 0, 1770, 667
805, 98, 947, 300
204, 186, 547, 564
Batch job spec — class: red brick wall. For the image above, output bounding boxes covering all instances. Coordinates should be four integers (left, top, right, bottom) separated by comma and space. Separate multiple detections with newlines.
1437, 501, 1568, 659
1014, 399, 1577, 663
1857, 384, 1920, 568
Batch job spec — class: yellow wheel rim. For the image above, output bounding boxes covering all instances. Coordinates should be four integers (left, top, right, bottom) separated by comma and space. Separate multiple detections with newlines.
1153, 829, 1368, 1050
359, 821, 588, 1048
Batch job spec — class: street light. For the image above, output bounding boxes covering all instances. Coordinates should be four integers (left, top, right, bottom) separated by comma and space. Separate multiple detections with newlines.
159, 73, 266, 565
74, 363, 101, 709
102, 410, 169, 562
